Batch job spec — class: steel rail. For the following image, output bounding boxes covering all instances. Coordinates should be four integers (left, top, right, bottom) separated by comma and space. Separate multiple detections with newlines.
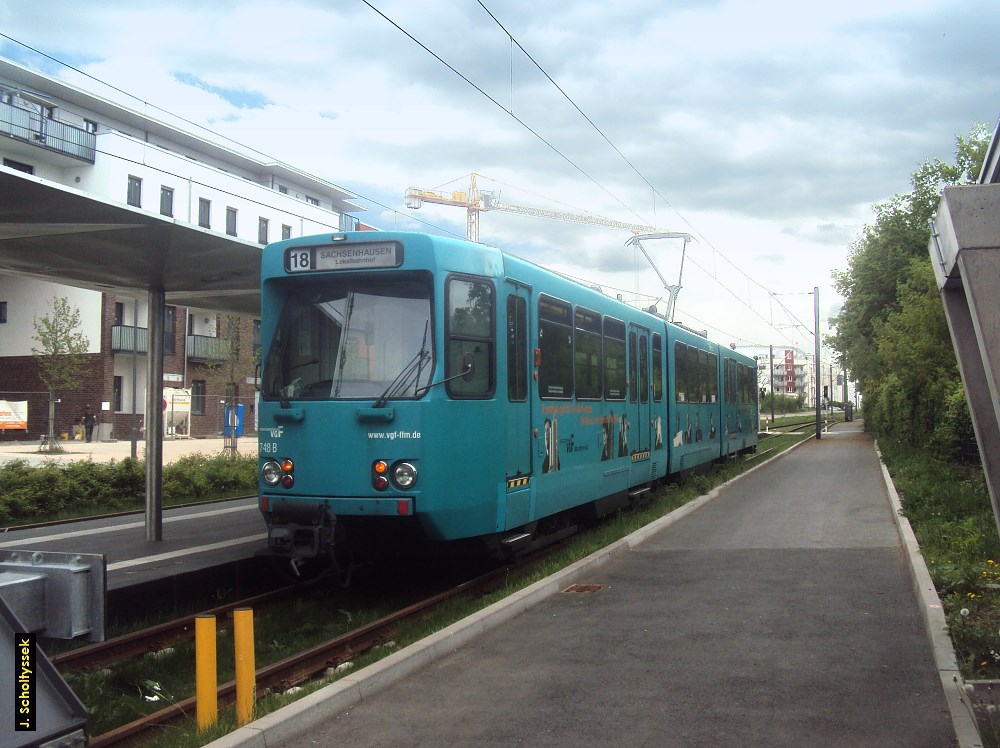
53, 584, 299, 671
88, 559, 532, 747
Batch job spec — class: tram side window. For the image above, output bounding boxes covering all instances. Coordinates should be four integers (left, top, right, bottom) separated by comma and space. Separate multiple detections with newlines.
507, 294, 528, 402
447, 277, 495, 398
629, 332, 638, 403
652, 334, 663, 402
575, 307, 602, 400
675, 341, 688, 403
708, 352, 718, 403
604, 317, 626, 400
538, 295, 573, 399
742, 363, 754, 404
689, 346, 703, 404
639, 335, 649, 404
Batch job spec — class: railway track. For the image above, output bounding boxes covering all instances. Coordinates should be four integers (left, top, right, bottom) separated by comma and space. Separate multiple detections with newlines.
75, 556, 543, 747
52, 584, 301, 672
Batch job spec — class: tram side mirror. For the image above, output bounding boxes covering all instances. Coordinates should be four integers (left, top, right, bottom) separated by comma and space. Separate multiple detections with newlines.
461, 352, 475, 382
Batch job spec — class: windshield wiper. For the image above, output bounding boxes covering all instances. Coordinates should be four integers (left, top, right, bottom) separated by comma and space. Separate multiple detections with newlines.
373, 320, 431, 408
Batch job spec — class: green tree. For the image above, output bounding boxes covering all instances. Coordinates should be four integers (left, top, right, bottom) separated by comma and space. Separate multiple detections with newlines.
202, 314, 257, 456
31, 296, 91, 446
829, 123, 989, 458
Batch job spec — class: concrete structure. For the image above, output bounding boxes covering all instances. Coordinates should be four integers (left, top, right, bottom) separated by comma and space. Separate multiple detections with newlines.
0, 55, 369, 442
928, 117, 1000, 539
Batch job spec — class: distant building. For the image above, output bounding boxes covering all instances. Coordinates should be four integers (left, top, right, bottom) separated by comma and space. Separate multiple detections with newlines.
736, 344, 851, 411
0, 56, 369, 441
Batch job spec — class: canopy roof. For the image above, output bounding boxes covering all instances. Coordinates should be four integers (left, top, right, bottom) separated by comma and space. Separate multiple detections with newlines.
0, 168, 262, 316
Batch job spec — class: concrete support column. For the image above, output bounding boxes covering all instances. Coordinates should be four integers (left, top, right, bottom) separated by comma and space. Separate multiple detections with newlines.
930, 184, 1000, 540
145, 288, 165, 542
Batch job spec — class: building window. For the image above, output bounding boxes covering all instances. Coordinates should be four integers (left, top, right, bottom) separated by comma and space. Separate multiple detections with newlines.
0, 301, 7, 323
84, 119, 98, 133
282, 224, 292, 240
198, 198, 211, 229
252, 319, 261, 362
305, 195, 319, 206
3, 158, 33, 174
163, 306, 176, 355
191, 380, 206, 415
258, 217, 269, 245
226, 207, 238, 236
127, 175, 142, 208
113, 302, 124, 326
113, 376, 123, 412
160, 186, 174, 217
278, 185, 288, 194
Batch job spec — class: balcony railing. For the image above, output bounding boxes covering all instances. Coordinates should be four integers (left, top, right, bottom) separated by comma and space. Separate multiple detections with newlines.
0, 100, 96, 164
111, 325, 148, 354
110, 325, 176, 355
186, 334, 230, 362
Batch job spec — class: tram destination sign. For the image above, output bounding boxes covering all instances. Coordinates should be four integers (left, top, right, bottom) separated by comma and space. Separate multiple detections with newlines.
285, 241, 403, 273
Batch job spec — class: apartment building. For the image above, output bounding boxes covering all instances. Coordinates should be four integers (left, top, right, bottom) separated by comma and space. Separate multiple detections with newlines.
0, 56, 368, 442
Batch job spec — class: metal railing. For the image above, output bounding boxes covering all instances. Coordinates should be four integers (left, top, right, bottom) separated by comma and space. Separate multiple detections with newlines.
185, 334, 230, 361
111, 325, 148, 354
0, 100, 96, 163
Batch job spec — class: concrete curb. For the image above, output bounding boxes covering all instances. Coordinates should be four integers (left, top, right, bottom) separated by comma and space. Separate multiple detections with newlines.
202, 434, 813, 748
876, 442, 984, 748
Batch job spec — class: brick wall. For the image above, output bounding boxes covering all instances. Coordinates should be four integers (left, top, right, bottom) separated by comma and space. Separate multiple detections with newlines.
0, 353, 106, 441
1, 298, 259, 442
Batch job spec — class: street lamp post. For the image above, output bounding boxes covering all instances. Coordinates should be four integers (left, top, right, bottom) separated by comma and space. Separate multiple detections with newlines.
814, 287, 821, 440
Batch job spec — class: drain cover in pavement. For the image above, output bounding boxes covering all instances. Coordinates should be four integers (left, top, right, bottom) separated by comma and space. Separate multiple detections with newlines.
561, 583, 607, 593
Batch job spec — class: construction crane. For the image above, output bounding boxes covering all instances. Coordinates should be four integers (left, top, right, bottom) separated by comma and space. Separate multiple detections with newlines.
404, 172, 656, 243
404, 173, 691, 321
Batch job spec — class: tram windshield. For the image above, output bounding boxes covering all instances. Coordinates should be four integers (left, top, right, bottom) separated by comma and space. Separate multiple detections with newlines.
262, 276, 433, 401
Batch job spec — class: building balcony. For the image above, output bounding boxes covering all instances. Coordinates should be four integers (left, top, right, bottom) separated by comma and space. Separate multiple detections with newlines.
110, 325, 176, 355
111, 324, 148, 354
0, 100, 96, 164
185, 334, 229, 362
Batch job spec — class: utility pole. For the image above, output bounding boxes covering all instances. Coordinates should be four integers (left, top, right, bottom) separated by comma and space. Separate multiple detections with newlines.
769, 345, 775, 423
814, 287, 821, 440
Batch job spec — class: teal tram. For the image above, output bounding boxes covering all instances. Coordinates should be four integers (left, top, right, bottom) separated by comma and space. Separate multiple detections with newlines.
257, 232, 758, 574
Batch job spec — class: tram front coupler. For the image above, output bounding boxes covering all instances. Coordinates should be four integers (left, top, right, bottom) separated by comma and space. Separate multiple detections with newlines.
266, 501, 337, 566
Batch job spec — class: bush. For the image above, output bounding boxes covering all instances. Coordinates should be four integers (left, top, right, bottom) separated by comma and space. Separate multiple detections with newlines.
928, 380, 977, 463
0, 452, 257, 525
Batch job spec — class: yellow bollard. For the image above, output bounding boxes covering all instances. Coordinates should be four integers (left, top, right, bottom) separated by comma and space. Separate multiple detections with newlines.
233, 607, 256, 725
195, 615, 218, 731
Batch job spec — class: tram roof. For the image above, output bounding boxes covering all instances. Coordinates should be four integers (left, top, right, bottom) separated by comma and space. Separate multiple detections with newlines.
0, 168, 262, 316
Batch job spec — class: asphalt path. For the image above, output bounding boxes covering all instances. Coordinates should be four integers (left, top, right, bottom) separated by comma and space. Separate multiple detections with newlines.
257, 423, 956, 747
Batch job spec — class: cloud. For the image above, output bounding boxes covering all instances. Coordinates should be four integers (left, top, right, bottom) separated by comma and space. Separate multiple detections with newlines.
1, 0, 996, 353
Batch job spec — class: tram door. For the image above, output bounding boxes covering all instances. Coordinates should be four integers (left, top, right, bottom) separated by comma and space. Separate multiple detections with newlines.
628, 324, 652, 457
504, 284, 532, 479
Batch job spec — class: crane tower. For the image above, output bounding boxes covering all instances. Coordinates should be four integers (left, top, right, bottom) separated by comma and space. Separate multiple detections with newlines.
404, 173, 655, 243
403, 173, 691, 321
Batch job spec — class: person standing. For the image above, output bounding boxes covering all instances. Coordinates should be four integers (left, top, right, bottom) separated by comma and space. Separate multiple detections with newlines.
82, 406, 97, 443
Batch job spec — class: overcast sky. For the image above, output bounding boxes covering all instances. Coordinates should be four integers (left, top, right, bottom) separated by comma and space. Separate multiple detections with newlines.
2, 0, 997, 357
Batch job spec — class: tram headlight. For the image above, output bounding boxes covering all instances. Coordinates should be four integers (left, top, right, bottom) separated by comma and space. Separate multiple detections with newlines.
262, 458, 294, 488
262, 460, 282, 486
392, 461, 418, 489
